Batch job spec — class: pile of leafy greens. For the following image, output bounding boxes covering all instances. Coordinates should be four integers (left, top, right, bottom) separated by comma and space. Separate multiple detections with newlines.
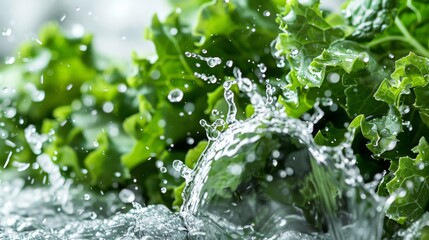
1, 0, 429, 237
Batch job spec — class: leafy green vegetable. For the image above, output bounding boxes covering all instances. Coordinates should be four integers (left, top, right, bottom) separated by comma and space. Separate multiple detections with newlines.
386, 137, 429, 224
2, 0, 429, 237
344, 0, 397, 41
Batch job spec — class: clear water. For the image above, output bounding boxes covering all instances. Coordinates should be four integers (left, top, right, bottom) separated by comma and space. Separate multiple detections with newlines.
178, 71, 385, 239
0, 66, 425, 239
0, 177, 187, 240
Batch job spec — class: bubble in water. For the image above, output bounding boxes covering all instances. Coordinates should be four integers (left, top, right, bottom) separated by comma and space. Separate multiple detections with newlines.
119, 189, 135, 203
168, 88, 184, 103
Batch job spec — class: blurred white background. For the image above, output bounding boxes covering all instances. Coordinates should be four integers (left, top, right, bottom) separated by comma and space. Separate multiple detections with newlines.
0, 0, 171, 61
0, 0, 342, 62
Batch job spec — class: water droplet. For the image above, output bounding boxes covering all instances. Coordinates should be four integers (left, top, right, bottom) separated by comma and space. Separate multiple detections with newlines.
89, 212, 97, 220
79, 44, 87, 51
102, 102, 114, 113
263, 11, 271, 17
258, 63, 267, 73
3, 151, 12, 168
226, 60, 233, 67
228, 164, 243, 176
160, 166, 167, 173
170, 28, 178, 36
119, 189, 135, 203
327, 72, 340, 83
59, 14, 66, 22
83, 194, 91, 200
117, 83, 127, 93
206, 57, 222, 68
363, 56, 370, 63
168, 89, 184, 103
238, 77, 253, 92
184, 102, 195, 114
4, 107, 16, 118
289, 47, 299, 57
386, 141, 397, 151
12, 162, 30, 172
161, 187, 167, 194
31, 90, 45, 102
186, 137, 195, 145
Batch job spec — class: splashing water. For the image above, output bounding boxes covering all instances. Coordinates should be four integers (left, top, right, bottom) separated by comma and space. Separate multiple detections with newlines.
0, 178, 187, 240
0, 125, 188, 239
176, 69, 387, 239
0, 65, 422, 239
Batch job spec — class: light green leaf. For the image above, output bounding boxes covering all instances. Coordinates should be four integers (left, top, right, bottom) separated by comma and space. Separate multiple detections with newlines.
375, 52, 429, 106
276, 0, 344, 87
85, 132, 130, 189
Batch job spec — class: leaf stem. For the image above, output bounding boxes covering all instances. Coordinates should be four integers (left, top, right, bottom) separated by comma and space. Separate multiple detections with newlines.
394, 17, 429, 58
365, 35, 408, 48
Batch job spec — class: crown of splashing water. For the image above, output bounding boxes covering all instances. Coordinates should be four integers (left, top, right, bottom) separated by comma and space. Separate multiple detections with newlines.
174, 68, 388, 239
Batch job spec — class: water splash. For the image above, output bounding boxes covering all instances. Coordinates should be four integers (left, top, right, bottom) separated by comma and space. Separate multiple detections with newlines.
0, 178, 187, 240
176, 73, 386, 239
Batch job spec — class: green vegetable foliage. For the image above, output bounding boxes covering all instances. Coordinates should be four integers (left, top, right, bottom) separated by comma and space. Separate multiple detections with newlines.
2, 0, 429, 237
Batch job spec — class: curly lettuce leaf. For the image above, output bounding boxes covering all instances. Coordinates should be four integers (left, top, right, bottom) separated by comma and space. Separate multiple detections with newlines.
374, 52, 429, 107
276, 0, 345, 87
385, 137, 429, 224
